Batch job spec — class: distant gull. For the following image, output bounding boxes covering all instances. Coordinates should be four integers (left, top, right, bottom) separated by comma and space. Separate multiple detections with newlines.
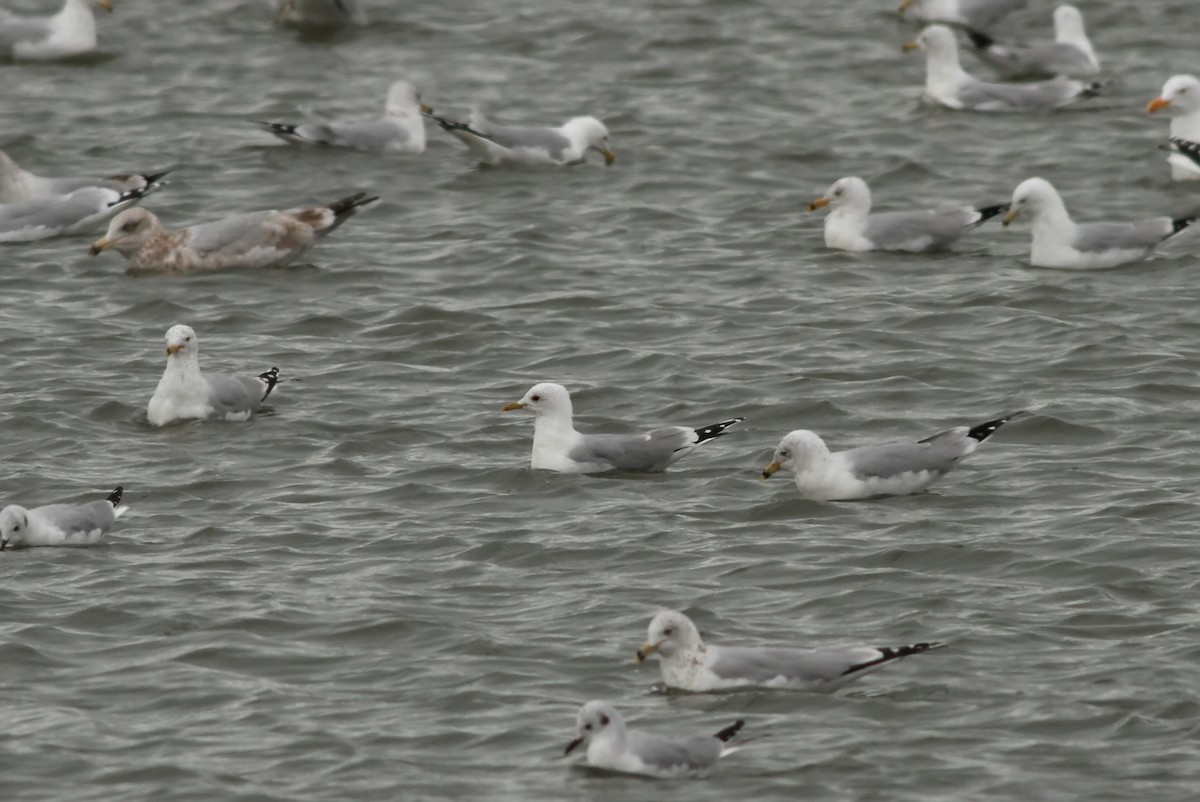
275, 0, 363, 27
965, 4, 1099, 80
252, 81, 431, 153
563, 701, 744, 779
500, 382, 742, 473
807, 175, 1008, 252
904, 25, 1102, 112
89, 192, 377, 271
635, 610, 942, 692
760, 413, 1021, 501
0, 149, 168, 204
429, 110, 615, 167
897, 0, 1026, 30
146, 325, 281, 426
0, 486, 127, 550
1002, 177, 1197, 269
0, 182, 162, 243
1147, 75, 1200, 181
0, 0, 111, 61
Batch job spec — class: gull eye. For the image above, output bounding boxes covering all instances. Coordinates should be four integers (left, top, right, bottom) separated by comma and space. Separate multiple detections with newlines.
584, 723, 592, 731
122, 221, 136, 232
530, 394, 540, 402
834, 189, 842, 196
1180, 87, 1189, 95
663, 627, 674, 636
185, 336, 192, 342
599, 716, 609, 726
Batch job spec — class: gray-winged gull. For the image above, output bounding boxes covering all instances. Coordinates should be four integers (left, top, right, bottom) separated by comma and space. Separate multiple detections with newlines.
1, 486, 127, 550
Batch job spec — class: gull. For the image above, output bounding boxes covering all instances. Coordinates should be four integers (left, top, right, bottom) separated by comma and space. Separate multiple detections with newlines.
88, 192, 377, 272
807, 175, 1008, 252
0, 182, 162, 243
430, 110, 615, 167
563, 701, 744, 779
0, 0, 111, 60
897, 0, 1026, 30
0, 486, 127, 550
1003, 177, 1198, 269
146, 324, 281, 426
904, 25, 1102, 112
252, 81, 431, 153
760, 413, 1021, 501
635, 610, 942, 692
500, 382, 742, 473
1147, 75, 1200, 181
965, 4, 1099, 80
0, 148, 168, 204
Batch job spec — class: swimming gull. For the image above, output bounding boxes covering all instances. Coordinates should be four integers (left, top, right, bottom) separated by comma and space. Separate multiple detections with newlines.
146, 325, 281, 426
563, 701, 744, 779
807, 175, 1008, 252
760, 413, 1021, 501
0, 0, 110, 60
635, 610, 943, 692
88, 192, 377, 271
0, 486, 127, 550
1002, 177, 1197, 269
0, 182, 162, 243
904, 25, 1102, 112
965, 4, 1099, 80
0, 148, 168, 204
897, 0, 1026, 30
1147, 75, 1200, 181
500, 382, 742, 473
430, 110, 615, 167
275, 0, 363, 27
253, 81, 431, 153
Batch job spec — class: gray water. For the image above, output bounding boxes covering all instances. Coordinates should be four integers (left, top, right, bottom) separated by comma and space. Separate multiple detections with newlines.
2, 0, 1200, 799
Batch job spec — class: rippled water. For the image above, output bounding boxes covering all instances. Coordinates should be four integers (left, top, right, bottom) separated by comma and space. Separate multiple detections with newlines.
2, 1, 1199, 800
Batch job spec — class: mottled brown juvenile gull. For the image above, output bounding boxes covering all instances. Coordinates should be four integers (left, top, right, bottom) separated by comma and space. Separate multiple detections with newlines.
1, 487, 127, 550
430, 110, 615, 167
806, 175, 1008, 252
0, 148, 168, 204
147, 325, 281, 427
635, 610, 942, 692
88, 192, 377, 271
1002, 177, 1197, 269
965, 4, 1099, 79
1147, 75, 1200, 181
0, 182, 162, 243
253, 81, 431, 153
275, 0, 363, 27
897, 0, 1025, 30
563, 701, 744, 779
0, 0, 110, 60
760, 413, 1022, 501
500, 382, 742, 473
904, 25, 1102, 112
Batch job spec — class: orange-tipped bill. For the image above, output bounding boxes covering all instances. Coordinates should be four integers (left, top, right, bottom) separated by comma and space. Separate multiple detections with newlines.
1147, 97, 1171, 114
760, 460, 781, 480
807, 196, 829, 212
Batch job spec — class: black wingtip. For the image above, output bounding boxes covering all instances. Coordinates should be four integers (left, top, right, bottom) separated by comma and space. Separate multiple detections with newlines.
842, 641, 945, 676
252, 120, 299, 137
1079, 81, 1105, 99
106, 486, 123, 506
429, 113, 492, 141
141, 170, 172, 185
967, 411, 1024, 442
107, 179, 167, 209
713, 719, 745, 743
1166, 136, 1200, 169
258, 367, 282, 402
328, 192, 379, 217
691, 417, 745, 445
1172, 216, 1198, 235
975, 203, 1011, 223
964, 28, 995, 50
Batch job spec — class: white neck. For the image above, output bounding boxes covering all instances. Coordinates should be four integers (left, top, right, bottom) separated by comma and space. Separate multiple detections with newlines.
1027, 199, 1077, 258
1056, 27, 1096, 65
1169, 110, 1200, 141
924, 42, 968, 98
586, 726, 628, 766
530, 408, 578, 468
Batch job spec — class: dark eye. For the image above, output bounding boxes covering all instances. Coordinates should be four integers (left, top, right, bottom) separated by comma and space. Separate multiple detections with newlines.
599, 716, 609, 726
122, 221, 137, 232
584, 723, 592, 731
12, 525, 19, 531
530, 394, 540, 402
663, 627, 674, 636
1181, 87, 1189, 95
185, 336, 192, 342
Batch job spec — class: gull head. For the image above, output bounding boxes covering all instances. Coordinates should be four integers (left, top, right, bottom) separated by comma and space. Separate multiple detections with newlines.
386, 80, 431, 116
1148, 74, 1200, 116
808, 175, 870, 214
90, 208, 161, 257
564, 701, 625, 757
501, 382, 572, 416
164, 324, 198, 359
563, 116, 615, 166
1004, 177, 1060, 227
0, 505, 29, 551
904, 24, 956, 56
1053, 5, 1087, 40
761, 429, 830, 479
636, 609, 703, 663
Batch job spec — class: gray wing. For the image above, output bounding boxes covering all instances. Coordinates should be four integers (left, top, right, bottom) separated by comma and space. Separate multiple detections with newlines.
863, 208, 974, 251
204, 374, 268, 417
0, 14, 51, 54
625, 731, 721, 772
297, 119, 412, 151
0, 188, 116, 238
471, 114, 572, 161
959, 0, 1026, 29
1071, 220, 1173, 254
975, 41, 1095, 78
841, 429, 972, 480
36, 501, 115, 535
570, 427, 693, 471
956, 76, 1087, 111
185, 211, 281, 254
709, 645, 876, 684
